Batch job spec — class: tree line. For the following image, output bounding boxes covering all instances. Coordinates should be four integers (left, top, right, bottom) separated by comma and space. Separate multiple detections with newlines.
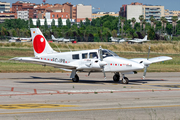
0, 15, 180, 41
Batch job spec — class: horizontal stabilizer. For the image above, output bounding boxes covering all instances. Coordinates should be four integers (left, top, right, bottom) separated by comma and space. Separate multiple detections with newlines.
130, 56, 172, 65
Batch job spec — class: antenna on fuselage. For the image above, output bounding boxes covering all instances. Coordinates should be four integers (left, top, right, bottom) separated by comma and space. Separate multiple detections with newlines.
66, 44, 72, 52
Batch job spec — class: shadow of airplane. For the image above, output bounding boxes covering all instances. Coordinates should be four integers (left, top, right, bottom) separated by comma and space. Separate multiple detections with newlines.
14, 76, 167, 85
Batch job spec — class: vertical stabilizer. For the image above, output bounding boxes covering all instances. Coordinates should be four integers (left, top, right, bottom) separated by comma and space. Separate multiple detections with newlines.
144, 35, 148, 40
51, 35, 55, 39
30, 28, 56, 57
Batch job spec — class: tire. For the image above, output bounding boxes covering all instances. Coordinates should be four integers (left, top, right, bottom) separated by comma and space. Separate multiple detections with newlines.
122, 77, 129, 84
72, 74, 79, 82
113, 75, 120, 82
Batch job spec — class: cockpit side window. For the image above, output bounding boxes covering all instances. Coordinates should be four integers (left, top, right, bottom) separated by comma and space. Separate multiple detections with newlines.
82, 53, 88, 59
102, 50, 118, 58
89, 52, 98, 59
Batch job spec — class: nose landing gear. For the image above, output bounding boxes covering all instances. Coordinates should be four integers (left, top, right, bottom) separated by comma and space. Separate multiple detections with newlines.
121, 74, 129, 84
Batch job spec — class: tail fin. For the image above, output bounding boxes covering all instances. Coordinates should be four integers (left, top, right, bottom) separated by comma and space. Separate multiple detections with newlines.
51, 35, 55, 39
143, 35, 148, 40
30, 28, 56, 57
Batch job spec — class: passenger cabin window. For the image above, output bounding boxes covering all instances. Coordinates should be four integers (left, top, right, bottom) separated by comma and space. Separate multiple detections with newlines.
82, 53, 88, 59
72, 54, 79, 60
89, 52, 98, 59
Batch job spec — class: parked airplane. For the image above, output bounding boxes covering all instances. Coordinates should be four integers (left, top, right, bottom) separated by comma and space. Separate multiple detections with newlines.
110, 37, 126, 43
127, 35, 149, 44
51, 35, 75, 43
11, 28, 172, 84
9, 37, 32, 42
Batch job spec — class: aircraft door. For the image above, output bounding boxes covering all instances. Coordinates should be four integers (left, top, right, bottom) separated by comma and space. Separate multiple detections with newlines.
81, 53, 91, 69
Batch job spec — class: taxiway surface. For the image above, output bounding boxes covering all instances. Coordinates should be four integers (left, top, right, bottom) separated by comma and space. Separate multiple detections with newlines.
0, 72, 180, 120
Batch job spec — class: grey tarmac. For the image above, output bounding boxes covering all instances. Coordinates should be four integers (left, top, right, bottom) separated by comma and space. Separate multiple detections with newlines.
0, 72, 180, 120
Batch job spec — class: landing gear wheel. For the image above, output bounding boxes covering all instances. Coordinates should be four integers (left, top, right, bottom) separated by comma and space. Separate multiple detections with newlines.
72, 74, 79, 82
113, 75, 120, 82
122, 77, 129, 84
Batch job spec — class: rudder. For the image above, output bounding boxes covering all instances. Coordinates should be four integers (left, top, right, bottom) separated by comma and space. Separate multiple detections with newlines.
30, 28, 56, 57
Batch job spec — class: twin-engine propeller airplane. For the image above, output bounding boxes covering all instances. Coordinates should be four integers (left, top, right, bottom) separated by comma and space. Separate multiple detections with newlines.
11, 28, 172, 84
51, 35, 75, 43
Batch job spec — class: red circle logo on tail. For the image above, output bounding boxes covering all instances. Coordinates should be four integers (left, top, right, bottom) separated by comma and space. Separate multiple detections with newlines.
33, 35, 46, 54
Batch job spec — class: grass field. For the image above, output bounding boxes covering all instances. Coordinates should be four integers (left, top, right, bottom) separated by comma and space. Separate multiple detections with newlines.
0, 42, 180, 73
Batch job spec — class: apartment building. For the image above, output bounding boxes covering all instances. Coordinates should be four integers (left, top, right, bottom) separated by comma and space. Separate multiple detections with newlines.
0, 12, 17, 23
92, 12, 119, 19
76, 4, 92, 22
12, 1, 35, 18
143, 5, 164, 22
165, 9, 180, 23
119, 2, 164, 22
0, 2, 10, 12
17, 11, 29, 20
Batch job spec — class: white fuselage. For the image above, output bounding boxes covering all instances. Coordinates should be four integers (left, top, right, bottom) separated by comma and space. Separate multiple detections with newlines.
37, 49, 144, 73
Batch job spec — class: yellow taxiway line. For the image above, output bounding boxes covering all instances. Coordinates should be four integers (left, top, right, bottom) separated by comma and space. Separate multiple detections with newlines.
0, 104, 78, 110
0, 104, 180, 115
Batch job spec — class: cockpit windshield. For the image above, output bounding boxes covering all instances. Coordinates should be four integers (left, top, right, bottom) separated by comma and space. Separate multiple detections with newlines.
102, 49, 118, 58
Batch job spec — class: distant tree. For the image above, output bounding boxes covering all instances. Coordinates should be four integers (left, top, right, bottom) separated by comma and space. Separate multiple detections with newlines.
111, 29, 117, 37
153, 20, 157, 31
66, 19, 71, 29
148, 28, 156, 40
95, 18, 101, 27
51, 19, 55, 28
160, 17, 166, 33
120, 17, 126, 36
172, 16, 178, 35
29, 18, 34, 28
142, 20, 146, 34
80, 20, 84, 28
85, 18, 90, 26
58, 18, 63, 28
91, 19, 96, 26
139, 15, 144, 32
36, 18, 41, 28
12, 29, 17, 37
131, 17, 136, 29
150, 16, 155, 28
44, 18, 48, 29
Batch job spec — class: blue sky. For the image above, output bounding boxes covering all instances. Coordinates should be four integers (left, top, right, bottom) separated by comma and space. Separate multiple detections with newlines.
5, 0, 180, 12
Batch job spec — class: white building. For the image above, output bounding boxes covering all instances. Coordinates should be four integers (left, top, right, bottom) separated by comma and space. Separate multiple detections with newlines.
32, 19, 75, 26
76, 4, 92, 22
126, 5, 143, 22
17, 11, 29, 20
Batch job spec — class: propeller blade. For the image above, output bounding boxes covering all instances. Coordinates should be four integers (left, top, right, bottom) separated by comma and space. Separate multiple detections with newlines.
102, 67, 106, 80
143, 66, 148, 79
143, 46, 151, 79
99, 46, 103, 61
99, 46, 106, 79
147, 46, 151, 60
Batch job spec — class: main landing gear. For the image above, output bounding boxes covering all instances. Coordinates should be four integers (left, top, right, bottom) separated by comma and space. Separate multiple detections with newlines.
113, 72, 129, 84
113, 72, 120, 82
72, 74, 79, 82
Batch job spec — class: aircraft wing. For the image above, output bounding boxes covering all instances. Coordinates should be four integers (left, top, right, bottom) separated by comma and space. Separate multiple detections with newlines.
130, 56, 172, 65
10, 57, 77, 70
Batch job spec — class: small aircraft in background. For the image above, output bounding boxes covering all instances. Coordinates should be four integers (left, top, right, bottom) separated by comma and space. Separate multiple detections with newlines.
9, 37, 32, 42
110, 37, 126, 43
51, 35, 76, 43
127, 35, 149, 44
11, 28, 172, 84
